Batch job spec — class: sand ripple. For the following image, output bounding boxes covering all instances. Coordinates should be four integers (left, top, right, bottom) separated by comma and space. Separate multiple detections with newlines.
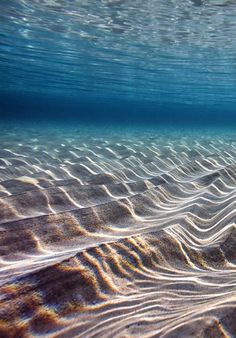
0, 126, 236, 337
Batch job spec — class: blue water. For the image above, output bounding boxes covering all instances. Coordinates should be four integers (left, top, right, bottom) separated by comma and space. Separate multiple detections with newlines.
1, 0, 236, 125
2, 3, 236, 337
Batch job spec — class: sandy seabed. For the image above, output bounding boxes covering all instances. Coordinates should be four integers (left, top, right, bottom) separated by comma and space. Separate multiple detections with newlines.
0, 125, 236, 337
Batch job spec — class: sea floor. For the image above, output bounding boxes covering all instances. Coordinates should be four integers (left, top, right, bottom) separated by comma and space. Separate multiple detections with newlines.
0, 123, 236, 337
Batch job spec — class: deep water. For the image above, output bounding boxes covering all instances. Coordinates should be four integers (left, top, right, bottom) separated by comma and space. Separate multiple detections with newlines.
1, 91, 236, 127
2, 91, 236, 126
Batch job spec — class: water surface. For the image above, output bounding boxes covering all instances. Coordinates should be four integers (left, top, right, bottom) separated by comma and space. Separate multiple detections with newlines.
1, 0, 236, 122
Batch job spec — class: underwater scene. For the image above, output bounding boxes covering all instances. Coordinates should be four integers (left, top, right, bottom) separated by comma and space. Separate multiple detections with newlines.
1, 1, 236, 337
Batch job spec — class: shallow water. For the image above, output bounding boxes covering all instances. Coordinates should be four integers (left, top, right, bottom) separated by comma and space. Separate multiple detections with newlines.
1, 1, 236, 337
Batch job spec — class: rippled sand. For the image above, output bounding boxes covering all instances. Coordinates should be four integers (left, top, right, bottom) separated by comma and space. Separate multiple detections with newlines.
1, 125, 236, 337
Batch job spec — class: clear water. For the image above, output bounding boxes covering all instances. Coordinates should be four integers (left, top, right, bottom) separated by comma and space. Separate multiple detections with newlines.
2, 3, 236, 337
1, 0, 236, 124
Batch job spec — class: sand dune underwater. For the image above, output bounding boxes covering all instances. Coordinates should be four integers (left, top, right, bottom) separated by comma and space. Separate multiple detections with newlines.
0, 126, 235, 337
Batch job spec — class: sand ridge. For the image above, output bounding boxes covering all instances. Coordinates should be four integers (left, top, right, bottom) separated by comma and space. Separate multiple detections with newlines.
0, 126, 236, 337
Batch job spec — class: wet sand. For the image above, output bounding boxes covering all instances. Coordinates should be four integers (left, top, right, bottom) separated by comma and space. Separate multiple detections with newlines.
0, 125, 236, 337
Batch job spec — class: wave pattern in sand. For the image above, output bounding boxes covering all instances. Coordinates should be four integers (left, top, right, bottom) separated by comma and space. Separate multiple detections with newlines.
1, 127, 236, 337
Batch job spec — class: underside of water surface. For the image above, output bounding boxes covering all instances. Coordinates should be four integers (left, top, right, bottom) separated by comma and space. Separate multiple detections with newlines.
1, 1, 236, 338
1, 0, 236, 124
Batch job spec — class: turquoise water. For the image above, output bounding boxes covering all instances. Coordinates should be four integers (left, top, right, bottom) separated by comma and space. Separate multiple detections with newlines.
1, 0, 236, 124
2, 2, 236, 338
